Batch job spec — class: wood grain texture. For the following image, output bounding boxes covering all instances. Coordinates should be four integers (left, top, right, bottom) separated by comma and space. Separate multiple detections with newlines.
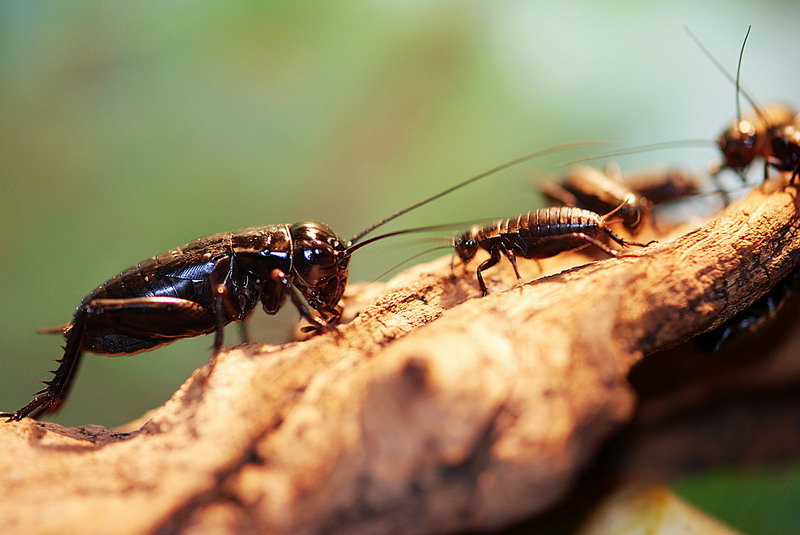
1, 186, 798, 535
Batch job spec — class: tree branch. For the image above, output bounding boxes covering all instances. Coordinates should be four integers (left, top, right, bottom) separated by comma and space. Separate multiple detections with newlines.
1, 186, 798, 534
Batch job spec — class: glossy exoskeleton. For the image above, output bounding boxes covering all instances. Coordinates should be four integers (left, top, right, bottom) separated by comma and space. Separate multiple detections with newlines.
454, 198, 651, 296
713, 104, 797, 180
3, 143, 591, 422
3, 222, 351, 421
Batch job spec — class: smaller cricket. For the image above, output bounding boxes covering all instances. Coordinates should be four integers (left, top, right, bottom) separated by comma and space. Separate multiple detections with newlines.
454, 196, 652, 296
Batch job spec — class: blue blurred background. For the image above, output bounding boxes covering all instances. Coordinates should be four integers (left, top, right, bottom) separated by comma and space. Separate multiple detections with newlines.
2, 1, 799, 531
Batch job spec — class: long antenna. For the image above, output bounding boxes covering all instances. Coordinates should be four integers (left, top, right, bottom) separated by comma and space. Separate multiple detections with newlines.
367, 244, 454, 283
347, 140, 604, 246
734, 25, 753, 122
684, 25, 765, 123
346, 220, 491, 255
560, 28, 757, 171
557, 139, 714, 167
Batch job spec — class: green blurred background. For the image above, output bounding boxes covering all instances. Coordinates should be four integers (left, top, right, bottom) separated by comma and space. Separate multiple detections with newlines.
2, 1, 799, 532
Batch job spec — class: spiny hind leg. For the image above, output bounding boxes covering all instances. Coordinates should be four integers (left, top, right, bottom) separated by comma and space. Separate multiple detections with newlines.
530, 232, 640, 259
2, 296, 214, 422
583, 231, 653, 257
600, 227, 654, 250
2, 313, 89, 421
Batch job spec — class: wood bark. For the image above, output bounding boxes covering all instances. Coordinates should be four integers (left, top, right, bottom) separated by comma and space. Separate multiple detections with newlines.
1, 185, 799, 535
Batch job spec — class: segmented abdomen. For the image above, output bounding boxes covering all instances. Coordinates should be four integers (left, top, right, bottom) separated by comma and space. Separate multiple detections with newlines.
472, 207, 600, 242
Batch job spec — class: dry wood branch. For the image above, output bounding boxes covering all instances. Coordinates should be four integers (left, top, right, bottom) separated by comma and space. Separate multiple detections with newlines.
0, 186, 799, 535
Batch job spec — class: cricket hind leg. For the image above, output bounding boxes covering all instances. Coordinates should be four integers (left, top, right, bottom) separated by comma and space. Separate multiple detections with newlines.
3, 296, 215, 422
2, 312, 89, 421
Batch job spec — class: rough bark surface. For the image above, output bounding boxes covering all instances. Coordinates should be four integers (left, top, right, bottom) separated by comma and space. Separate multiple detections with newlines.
1, 186, 799, 535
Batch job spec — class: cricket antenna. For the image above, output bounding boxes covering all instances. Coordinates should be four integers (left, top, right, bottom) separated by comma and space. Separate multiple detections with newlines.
346, 221, 490, 256
734, 25, 752, 123
347, 140, 605, 247
557, 139, 714, 167
684, 25, 766, 124
367, 244, 454, 284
